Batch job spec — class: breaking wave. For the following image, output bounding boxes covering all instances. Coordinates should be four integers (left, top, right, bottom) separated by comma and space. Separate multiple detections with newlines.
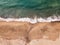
0, 15, 60, 23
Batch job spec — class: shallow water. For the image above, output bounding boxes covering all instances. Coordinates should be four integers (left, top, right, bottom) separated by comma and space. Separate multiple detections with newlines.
0, 0, 60, 18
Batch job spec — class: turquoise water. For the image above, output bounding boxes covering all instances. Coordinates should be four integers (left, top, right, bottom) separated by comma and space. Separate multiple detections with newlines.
0, 0, 60, 18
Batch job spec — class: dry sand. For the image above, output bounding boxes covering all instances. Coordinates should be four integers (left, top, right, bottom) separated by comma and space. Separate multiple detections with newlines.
0, 21, 60, 45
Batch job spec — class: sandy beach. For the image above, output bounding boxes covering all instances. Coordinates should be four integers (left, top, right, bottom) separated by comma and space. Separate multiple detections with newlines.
0, 21, 60, 45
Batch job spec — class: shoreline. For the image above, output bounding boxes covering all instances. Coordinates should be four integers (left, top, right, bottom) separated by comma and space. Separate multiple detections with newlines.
0, 16, 60, 23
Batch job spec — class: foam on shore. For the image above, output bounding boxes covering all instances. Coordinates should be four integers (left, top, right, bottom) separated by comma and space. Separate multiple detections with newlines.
0, 15, 60, 23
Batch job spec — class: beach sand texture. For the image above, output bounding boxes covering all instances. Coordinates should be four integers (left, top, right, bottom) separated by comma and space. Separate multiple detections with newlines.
0, 21, 60, 45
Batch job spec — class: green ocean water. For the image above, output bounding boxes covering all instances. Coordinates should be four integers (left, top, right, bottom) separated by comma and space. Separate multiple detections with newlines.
0, 0, 60, 18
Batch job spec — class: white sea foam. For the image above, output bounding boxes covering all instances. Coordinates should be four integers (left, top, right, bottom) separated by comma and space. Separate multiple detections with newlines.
0, 15, 60, 23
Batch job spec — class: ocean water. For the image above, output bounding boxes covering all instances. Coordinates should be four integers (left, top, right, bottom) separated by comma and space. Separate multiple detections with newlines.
0, 0, 60, 18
